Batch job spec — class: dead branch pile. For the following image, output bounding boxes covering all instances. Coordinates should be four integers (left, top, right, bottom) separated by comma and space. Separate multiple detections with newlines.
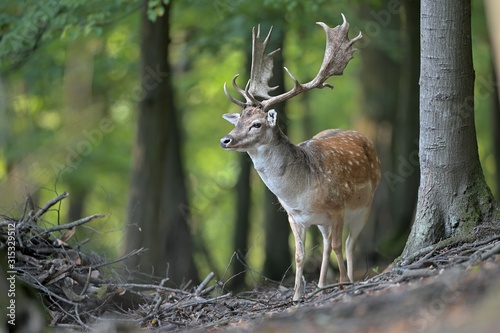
0, 192, 151, 330
1, 192, 500, 332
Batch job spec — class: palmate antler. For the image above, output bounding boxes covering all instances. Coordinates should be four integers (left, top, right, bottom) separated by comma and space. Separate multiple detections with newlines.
224, 14, 362, 111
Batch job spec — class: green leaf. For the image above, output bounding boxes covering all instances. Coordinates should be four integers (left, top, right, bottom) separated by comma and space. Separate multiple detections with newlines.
147, 9, 158, 22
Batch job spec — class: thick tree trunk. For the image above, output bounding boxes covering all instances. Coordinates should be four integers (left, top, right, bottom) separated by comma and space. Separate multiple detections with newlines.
357, 1, 401, 266
401, 0, 497, 259
383, 0, 420, 254
485, 0, 500, 199
62, 38, 95, 223
261, 24, 292, 282
230, 154, 252, 290
125, 1, 198, 285
492, 68, 500, 199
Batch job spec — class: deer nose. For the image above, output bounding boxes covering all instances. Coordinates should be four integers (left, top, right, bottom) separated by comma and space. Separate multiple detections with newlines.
220, 136, 233, 148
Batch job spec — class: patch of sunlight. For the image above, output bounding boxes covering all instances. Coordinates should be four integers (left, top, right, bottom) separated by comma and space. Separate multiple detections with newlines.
187, 85, 203, 105
108, 67, 128, 81
484, 153, 497, 196
485, 153, 496, 175
106, 26, 128, 58
124, 45, 139, 62
13, 94, 43, 115
110, 100, 131, 124
0, 155, 6, 179
37, 111, 61, 130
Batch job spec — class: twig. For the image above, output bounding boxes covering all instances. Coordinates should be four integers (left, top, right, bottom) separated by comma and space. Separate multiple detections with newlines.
195, 272, 215, 296
18, 269, 80, 306
479, 241, 500, 261
114, 283, 191, 295
39, 213, 105, 235
399, 243, 440, 266
392, 268, 438, 284
33, 192, 69, 221
305, 281, 353, 300
20, 195, 29, 223
179, 293, 232, 308
198, 284, 218, 297
74, 305, 92, 331
90, 247, 147, 269
79, 267, 93, 296
0, 218, 17, 227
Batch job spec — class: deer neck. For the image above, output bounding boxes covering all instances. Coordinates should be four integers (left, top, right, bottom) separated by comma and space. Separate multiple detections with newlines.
247, 129, 311, 203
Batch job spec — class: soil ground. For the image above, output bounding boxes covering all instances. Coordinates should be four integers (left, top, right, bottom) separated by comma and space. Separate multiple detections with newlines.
3, 194, 500, 333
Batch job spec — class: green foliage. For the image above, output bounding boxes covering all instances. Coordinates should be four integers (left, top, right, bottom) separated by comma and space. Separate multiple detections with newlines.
0, 0, 141, 71
147, 0, 170, 22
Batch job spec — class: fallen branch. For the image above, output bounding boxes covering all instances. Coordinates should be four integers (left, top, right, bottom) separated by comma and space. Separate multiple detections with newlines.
39, 214, 105, 235
114, 283, 191, 295
33, 192, 69, 222
195, 271, 215, 296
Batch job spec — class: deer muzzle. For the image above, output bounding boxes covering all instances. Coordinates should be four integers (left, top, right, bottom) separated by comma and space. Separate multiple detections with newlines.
220, 135, 234, 149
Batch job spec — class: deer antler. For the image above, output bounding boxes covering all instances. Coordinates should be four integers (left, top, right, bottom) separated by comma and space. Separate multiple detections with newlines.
248, 25, 281, 99
224, 14, 362, 111
224, 25, 281, 108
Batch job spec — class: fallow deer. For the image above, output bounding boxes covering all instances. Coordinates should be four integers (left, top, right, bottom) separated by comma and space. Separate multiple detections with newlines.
220, 15, 381, 301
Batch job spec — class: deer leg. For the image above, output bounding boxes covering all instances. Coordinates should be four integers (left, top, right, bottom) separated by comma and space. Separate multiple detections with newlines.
289, 217, 306, 301
346, 207, 371, 282
330, 215, 348, 283
317, 225, 332, 288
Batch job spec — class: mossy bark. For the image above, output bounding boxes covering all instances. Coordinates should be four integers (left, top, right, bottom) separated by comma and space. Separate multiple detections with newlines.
401, 0, 498, 261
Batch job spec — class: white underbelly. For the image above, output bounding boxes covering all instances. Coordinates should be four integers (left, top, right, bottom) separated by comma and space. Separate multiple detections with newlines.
279, 198, 371, 228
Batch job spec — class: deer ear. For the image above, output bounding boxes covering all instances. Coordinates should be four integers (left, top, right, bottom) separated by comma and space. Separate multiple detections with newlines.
222, 113, 240, 125
267, 109, 278, 127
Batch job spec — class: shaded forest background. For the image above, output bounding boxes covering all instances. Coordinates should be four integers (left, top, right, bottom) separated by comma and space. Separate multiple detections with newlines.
0, 0, 498, 290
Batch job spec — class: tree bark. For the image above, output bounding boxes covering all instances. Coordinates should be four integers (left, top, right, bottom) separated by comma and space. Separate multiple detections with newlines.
261, 24, 292, 282
230, 154, 252, 290
492, 67, 500, 199
383, 0, 420, 255
484, 0, 500, 199
401, 0, 497, 259
62, 38, 95, 223
125, 1, 198, 285
357, 0, 401, 266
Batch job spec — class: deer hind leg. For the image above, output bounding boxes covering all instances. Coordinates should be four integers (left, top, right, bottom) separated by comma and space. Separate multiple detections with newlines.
346, 207, 371, 282
330, 214, 349, 283
317, 225, 332, 288
289, 216, 306, 301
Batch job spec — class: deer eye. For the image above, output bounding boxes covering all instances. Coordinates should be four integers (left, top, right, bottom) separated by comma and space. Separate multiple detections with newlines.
250, 122, 262, 130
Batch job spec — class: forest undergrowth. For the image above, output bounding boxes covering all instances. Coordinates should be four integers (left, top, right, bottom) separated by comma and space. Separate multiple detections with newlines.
1, 193, 500, 333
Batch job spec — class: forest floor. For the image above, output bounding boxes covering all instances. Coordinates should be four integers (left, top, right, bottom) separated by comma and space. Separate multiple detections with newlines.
2, 193, 500, 333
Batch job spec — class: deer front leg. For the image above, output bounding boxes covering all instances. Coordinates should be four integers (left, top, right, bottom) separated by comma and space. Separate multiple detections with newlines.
289, 216, 306, 301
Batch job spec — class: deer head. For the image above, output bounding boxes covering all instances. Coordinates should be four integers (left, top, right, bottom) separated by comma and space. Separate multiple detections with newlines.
220, 108, 279, 152
221, 14, 362, 152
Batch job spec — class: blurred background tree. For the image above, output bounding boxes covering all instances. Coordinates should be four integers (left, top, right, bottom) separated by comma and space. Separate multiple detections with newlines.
0, 0, 497, 289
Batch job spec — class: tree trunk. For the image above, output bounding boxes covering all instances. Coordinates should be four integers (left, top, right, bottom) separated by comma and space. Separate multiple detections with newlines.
261, 24, 292, 282
401, 0, 497, 260
484, 0, 500, 199
125, 1, 198, 285
357, 1, 401, 267
383, 0, 420, 255
62, 38, 95, 223
230, 154, 252, 290
492, 67, 500, 199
